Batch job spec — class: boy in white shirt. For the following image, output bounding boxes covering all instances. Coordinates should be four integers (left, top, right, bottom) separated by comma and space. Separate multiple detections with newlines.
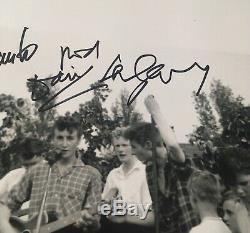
188, 171, 231, 233
101, 127, 153, 233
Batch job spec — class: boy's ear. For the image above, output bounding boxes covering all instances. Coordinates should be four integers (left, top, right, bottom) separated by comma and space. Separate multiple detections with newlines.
144, 140, 153, 150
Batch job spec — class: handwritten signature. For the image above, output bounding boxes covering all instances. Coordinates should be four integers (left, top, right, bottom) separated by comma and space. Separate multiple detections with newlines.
0, 27, 38, 66
2, 27, 210, 111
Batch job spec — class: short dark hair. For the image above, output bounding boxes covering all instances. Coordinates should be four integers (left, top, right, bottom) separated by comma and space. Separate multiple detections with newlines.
19, 137, 44, 160
52, 116, 82, 138
188, 170, 222, 205
123, 122, 162, 147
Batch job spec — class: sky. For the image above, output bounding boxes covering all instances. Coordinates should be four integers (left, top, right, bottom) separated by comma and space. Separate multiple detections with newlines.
0, 0, 250, 142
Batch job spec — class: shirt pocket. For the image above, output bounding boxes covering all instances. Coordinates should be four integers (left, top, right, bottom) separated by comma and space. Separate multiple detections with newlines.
61, 190, 84, 214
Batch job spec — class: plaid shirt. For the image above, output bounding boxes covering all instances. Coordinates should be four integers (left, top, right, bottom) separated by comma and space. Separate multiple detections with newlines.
146, 158, 200, 233
7, 158, 102, 220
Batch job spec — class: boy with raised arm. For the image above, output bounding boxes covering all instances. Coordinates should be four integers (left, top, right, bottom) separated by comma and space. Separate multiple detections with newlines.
0, 116, 102, 233
124, 95, 199, 233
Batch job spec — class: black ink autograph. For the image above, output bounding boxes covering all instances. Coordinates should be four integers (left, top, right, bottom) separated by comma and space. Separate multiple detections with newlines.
28, 50, 209, 112
0, 27, 38, 66
98, 54, 209, 105
3, 27, 209, 112
27, 40, 102, 112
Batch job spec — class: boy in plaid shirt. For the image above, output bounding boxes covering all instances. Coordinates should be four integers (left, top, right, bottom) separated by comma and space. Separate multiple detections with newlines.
124, 95, 199, 233
0, 116, 102, 233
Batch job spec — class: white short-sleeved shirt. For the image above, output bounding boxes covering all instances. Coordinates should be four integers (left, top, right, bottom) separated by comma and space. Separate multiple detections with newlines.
0, 168, 26, 198
190, 217, 231, 233
102, 159, 152, 206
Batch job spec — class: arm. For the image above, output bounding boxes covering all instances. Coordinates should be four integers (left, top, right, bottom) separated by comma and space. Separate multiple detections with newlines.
6, 169, 32, 212
78, 169, 103, 232
0, 176, 9, 201
144, 95, 185, 163
102, 172, 118, 202
0, 203, 17, 233
0, 170, 32, 232
235, 202, 250, 233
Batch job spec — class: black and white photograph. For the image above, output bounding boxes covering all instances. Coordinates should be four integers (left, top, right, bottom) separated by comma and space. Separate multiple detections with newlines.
0, 1, 250, 233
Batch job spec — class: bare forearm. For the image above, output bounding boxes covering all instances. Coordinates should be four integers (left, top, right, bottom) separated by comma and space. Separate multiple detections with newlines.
152, 107, 185, 163
146, 98, 185, 163
0, 204, 15, 233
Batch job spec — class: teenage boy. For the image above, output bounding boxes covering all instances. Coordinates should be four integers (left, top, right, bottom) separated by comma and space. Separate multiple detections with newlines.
188, 171, 231, 233
101, 127, 153, 233
124, 95, 199, 233
0, 116, 102, 233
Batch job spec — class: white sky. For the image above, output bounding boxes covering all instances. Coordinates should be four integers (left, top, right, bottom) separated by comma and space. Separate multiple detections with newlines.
0, 0, 250, 142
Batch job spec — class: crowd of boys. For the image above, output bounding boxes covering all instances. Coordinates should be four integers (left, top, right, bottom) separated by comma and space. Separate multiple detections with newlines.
0, 95, 249, 233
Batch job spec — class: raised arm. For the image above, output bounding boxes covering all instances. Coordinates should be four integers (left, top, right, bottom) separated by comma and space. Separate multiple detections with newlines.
0, 169, 32, 233
144, 95, 185, 163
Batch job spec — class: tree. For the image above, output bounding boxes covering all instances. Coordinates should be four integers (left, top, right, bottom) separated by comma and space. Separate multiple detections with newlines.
188, 80, 250, 173
26, 77, 58, 139
209, 80, 248, 146
188, 91, 220, 150
0, 94, 39, 176
111, 88, 143, 127
0, 77, 58, 177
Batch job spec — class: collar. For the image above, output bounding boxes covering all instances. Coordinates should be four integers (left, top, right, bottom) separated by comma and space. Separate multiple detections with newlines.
53, 156, 85, 177
118, 158, 143, 175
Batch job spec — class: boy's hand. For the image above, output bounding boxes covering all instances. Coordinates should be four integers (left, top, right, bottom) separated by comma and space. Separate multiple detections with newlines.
144, 95, 161, 117
74, 209, 99, 232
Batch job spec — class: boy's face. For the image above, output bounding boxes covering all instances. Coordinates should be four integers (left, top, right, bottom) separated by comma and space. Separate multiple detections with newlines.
236, 173, 250, 197
113, 136, 133, 163
130, 141, 151, 162
223, 200, 240, 233
130, 140, 167, 163
53, 128, 80, 159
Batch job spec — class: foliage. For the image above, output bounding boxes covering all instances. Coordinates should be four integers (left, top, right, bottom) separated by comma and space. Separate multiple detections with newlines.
0, 82, 144, 181
188, 80, 250, 173
111, 88, 143, 127
0, 78, 58, 177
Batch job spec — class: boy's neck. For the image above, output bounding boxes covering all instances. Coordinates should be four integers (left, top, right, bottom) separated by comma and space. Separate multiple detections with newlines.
58, 152, 76, 167
197, 202, 219, 221
122, 156, 136, 173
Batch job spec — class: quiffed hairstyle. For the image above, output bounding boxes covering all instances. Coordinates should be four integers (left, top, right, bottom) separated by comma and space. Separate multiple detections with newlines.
188, 170, 222, 205
52, 116, 82, 138
111, 127, 127, 141
123, 122, 162, 146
